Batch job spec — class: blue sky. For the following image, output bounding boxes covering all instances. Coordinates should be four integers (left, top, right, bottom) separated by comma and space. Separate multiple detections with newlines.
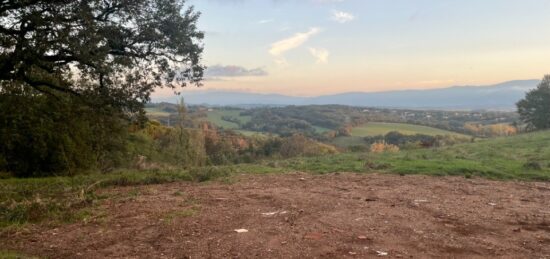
156, 0, 550, 97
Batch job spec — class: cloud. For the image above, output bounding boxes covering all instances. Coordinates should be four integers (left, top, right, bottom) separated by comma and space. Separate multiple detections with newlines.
309, 48, 329, 64
269, 27, 321, 57
331, 10, 355, 23
205, 65, 268, 78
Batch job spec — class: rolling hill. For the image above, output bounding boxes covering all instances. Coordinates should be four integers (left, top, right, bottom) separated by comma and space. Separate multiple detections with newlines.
153, 80, 539, 110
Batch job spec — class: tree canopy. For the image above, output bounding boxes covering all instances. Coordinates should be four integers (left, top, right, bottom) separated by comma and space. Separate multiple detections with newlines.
0, 0, 204, 111
517, 75, 550, 131
0, 0, 204, 177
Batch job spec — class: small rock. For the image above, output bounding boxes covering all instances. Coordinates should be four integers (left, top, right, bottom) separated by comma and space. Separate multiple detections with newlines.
358, 235, 368, 240
299, 178, 306, 181
377, 251, 388, 256
349, 252, 357, 255
234, 229, 248, 233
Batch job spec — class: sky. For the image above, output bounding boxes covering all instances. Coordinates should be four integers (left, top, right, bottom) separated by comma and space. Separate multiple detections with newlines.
155, 0, 550, 98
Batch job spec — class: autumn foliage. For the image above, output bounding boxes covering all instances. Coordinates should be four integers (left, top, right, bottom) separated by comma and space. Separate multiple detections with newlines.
370, 142, 400, 153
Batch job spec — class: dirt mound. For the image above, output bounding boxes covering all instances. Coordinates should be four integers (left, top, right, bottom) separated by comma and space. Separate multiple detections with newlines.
2, 173, 549, 258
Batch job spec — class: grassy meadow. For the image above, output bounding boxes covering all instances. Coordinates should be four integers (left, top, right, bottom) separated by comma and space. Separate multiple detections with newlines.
333, 122, 469, 147
351, 122, 468, 137
205, 110, 251, 129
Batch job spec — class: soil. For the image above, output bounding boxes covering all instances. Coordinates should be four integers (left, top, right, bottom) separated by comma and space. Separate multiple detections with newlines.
2, 173, 550, 258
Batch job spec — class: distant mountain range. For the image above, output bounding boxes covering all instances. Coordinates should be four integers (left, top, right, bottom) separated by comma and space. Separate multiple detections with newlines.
152, 80, 539, 110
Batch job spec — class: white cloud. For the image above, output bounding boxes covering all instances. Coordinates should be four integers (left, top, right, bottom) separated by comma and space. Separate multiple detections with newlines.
331, 10, 355, 23
309, 48, 330, 64
269, 27, 321, 57
205, 65, 268, 78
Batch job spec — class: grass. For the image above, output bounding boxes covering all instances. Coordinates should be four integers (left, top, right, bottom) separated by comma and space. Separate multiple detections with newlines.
205, 109, 251, 129
0, 251, 38, 259
144, 107, 171, 118
0, 169, 191, 228
276, 130, 550, 181
1, 131, 549, 230
313, 125, 332, 134
0, 164, 283, 229
331, 136, 365, 147
351, 122, 468, 137
332, 122, 469, 147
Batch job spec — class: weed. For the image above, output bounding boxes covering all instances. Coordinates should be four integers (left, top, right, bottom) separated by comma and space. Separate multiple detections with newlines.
189, 167, 231, 182
523, 161, 543, 171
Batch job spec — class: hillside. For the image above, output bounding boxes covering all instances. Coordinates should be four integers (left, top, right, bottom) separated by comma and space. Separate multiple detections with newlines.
279, 130, 550, 181
2, 132, 549, 257
154, 80, 540, 110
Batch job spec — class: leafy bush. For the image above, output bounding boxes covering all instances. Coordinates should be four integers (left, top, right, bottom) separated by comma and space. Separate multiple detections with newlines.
370, 142, 400, 153
0, 90, 129, 177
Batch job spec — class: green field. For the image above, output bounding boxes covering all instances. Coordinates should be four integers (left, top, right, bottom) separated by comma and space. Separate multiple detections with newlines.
351, 122, 467, 137
332, 122, 468, 147
205, 110, 251, 129
281, 130, 550, 181
144, 108, 171, 118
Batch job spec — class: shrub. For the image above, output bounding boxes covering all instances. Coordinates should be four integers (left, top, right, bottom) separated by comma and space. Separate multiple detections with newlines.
280, 134, 338, 158
370, 142, 400, 153
188, 167, 232, 182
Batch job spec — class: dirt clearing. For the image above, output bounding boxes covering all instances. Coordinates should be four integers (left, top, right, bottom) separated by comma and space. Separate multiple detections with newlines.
2, 173, 550, 258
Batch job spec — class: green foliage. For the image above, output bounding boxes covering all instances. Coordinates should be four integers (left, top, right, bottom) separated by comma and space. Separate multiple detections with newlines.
517, 75, 550, 130
127, 121, 208, 168
0, 0, 204, 106
0, 89, 128, 177
0, 0, 205, 177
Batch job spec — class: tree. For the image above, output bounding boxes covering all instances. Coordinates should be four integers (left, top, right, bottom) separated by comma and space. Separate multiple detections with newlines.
517, 75, 550, 130
0, 0, 204, 176
0, 0, 204, 110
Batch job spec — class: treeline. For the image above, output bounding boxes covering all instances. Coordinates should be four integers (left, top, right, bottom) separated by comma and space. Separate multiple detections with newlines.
239, 105, 368, 138
183, 105, 519, 139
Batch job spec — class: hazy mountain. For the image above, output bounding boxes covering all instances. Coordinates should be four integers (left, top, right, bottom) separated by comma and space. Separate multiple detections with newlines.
153, 80, 539, 110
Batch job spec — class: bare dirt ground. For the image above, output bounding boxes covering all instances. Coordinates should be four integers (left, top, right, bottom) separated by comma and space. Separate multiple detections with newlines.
2, 173, 550, 258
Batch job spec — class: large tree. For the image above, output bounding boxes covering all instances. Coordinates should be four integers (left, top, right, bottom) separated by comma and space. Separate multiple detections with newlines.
0, 0, 204, 111
0, 0, 204, 176
517, 75, 550, 131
